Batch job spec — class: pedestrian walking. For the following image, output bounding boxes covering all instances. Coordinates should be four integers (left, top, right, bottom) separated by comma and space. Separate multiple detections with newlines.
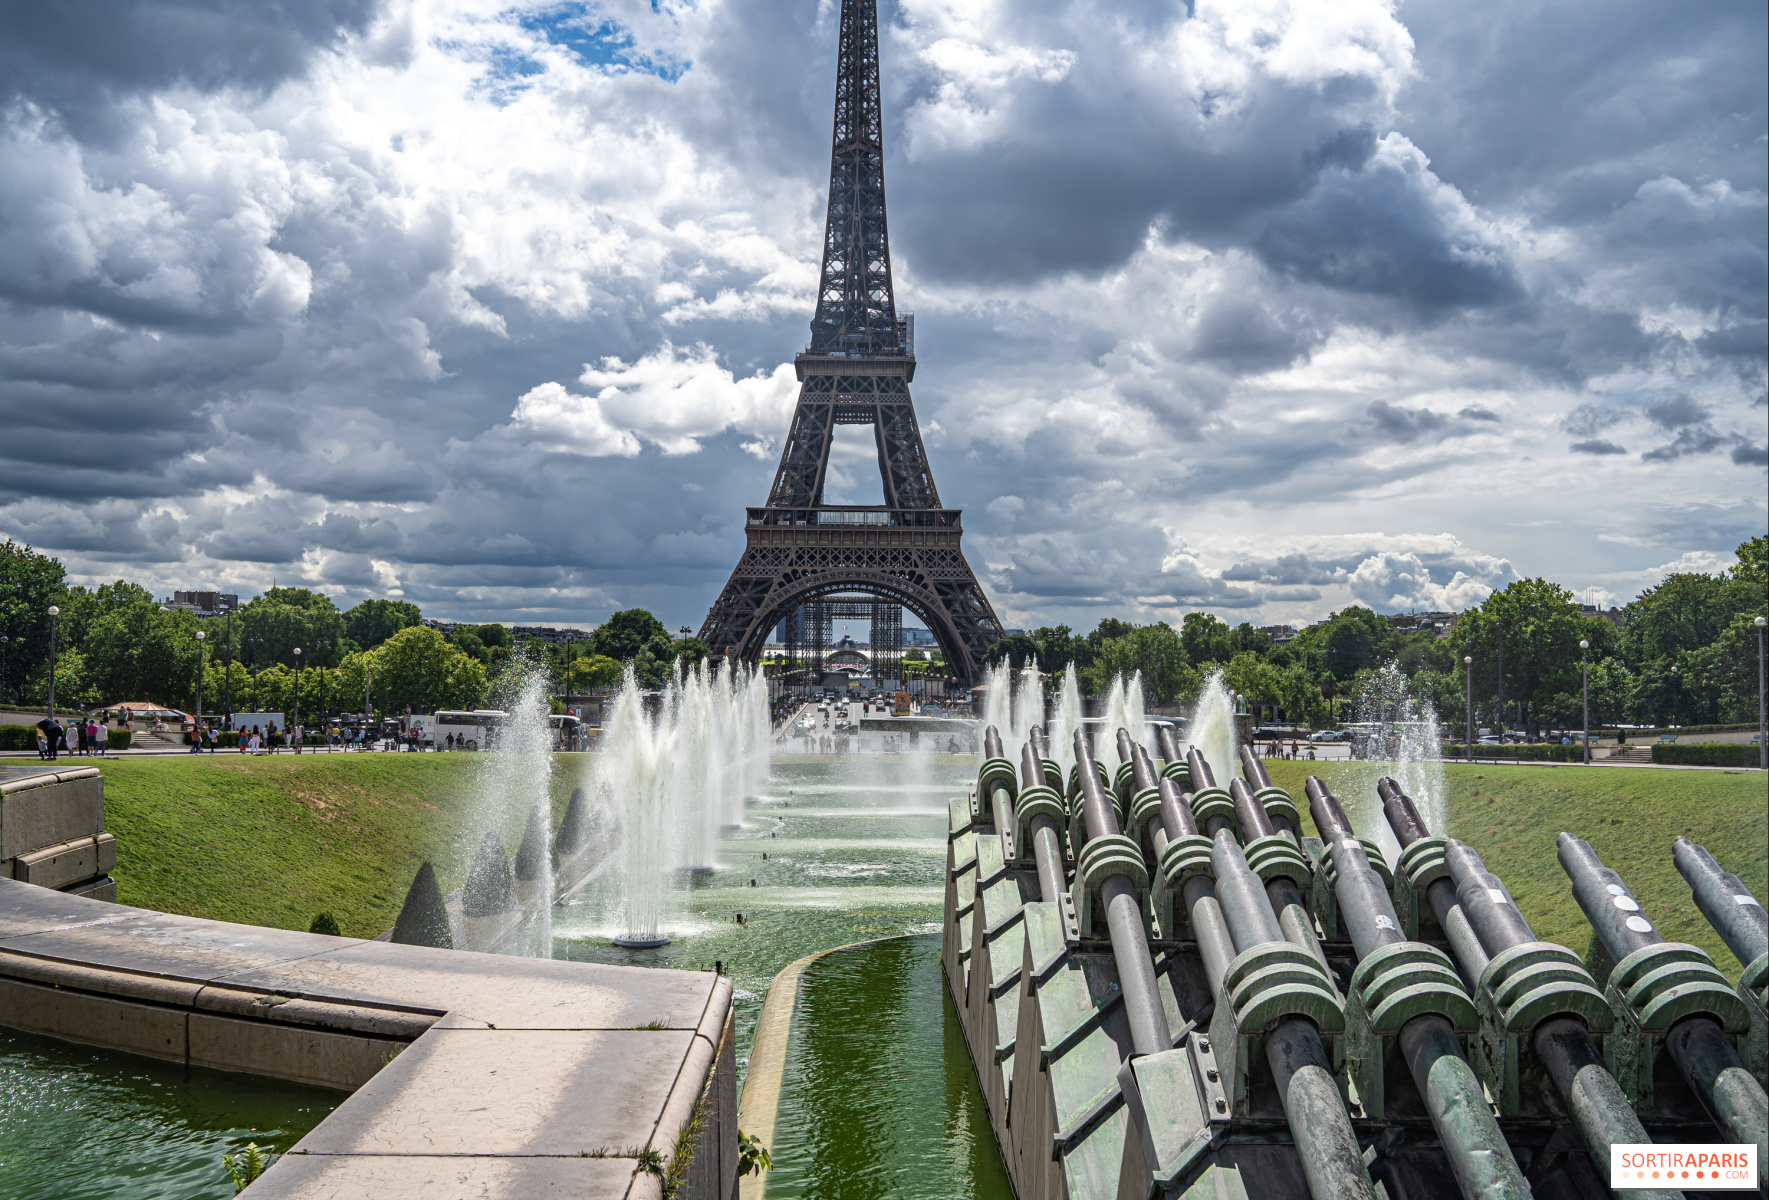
94, 721, 108, 757
75, 720, 89, 756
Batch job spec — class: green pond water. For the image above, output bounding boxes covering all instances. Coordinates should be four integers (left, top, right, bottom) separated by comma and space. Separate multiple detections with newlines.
554, 752, 1012, 1196
0, 1027, 340, 1200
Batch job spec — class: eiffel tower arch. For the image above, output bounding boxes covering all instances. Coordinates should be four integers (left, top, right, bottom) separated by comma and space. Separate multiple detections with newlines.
699, 0, 1004, 686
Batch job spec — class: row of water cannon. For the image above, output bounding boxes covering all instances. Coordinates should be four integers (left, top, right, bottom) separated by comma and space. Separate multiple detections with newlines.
974, 721, 1766, 1200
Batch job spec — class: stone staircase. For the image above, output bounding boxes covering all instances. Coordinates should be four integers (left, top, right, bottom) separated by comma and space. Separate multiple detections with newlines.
1603, 744, 1653, 764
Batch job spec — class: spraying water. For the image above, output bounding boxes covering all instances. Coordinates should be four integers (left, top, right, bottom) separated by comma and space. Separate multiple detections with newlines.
1046, 665, 1084, 774
1099, 671, 1151, 757
983, 659, 1049, 755
1348, 662, 1447, 862
586, 659, 773, 946
1188, 670, 1238, 787
464, 658, 557, 954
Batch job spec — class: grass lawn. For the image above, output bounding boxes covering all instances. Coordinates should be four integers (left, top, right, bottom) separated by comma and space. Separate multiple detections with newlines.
75, 754, 1767, 978
89, 754, 586, 940
1264, 760, 1768, 975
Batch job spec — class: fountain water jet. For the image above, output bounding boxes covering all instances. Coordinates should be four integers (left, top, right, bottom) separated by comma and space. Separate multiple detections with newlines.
1187, 669, 1238, 787
1349, 662, 1447, 861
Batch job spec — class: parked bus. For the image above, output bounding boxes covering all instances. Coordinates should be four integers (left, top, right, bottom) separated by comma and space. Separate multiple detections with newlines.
418, 710, 509, 750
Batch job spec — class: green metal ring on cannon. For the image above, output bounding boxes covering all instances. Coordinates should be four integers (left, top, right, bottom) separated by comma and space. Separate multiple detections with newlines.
1113, 759, 1138, 809
1598, 941, 1750, 1115
1160, 759, 1190, 788
1392, 836, 1450, 940
1740, 952, 1768, 1083
977, 757, 1017, 804
975, 758, 1017, 834
1308, 836, 1392, 941
1473, 941, 1615, 1115
1188, 785, 1234, 831
1340, 941, 1476, 1118
1243, 834, 1311, 890
1040, 757, 1064, 792
1069, 833, 1150, 940
1010, 784, 1066, 873
1152, 833, 1213, 940
1206, 942, 1346, 1118
1066, 759, 1112, 807
1128, 786, 1163, 858
1253, 785, 1298, 831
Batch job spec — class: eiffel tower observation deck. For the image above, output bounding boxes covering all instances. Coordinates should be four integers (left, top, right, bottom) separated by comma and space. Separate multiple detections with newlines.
699, 0, 1004, 686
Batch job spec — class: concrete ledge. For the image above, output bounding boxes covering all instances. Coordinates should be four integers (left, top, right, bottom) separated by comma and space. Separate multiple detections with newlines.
13, 833, 115, 889
0, 767, 103, 861
0, 878, 737, 1199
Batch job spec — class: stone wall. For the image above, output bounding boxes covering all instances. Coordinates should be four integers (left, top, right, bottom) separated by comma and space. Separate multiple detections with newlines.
1, 767, 115, 900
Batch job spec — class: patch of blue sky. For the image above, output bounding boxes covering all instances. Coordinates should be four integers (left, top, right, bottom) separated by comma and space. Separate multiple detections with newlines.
517, 3, 689, 81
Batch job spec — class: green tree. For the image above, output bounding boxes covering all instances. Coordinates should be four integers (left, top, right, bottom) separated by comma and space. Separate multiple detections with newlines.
1290, 607, 1395, 681
1453, 579, 1614, 734
1086, 623, 1196, 706
631, 632, 678, 689
673, 636, 711, 670
82, 601, 206, 710
237, 592, 347, 669
373, 626, 480, 713
593, 609, 669, 661
343, 599, 422, 650
1179, 613, 1235, 667
0, 539, 68, 705
983, 633, 1041, 670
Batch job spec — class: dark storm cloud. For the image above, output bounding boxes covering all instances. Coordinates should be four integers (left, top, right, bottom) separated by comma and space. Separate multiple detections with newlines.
1571, 439, 1627, 456
0, 0, 382, 136
1367, 400, 1449, 442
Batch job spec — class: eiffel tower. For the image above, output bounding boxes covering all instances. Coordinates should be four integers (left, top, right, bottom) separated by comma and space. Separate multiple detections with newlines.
699, 0, 1004, 686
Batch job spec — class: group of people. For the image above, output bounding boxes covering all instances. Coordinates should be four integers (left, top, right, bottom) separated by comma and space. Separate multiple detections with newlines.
33, 717, 111, 760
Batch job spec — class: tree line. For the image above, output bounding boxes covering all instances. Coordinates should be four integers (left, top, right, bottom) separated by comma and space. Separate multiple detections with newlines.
0, 541, 712, 718
984, 536, 1765, 734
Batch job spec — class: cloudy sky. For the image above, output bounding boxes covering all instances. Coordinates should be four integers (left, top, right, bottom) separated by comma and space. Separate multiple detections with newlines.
1, 0, 1763, 634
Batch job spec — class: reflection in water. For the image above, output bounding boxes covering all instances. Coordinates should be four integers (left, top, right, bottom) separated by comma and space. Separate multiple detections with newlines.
766, 937, 1012, 1200
0, 1027, 339, 1200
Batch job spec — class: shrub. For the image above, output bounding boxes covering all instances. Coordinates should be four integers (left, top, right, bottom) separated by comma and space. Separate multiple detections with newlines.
1652, 743, 1760, 768
0, 724, 129, 751
1444, 743, 1587, 762
308, 912, 342, 936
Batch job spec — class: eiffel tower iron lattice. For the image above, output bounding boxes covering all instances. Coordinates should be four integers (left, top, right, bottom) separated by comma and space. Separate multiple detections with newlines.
699, 0, 1004, 685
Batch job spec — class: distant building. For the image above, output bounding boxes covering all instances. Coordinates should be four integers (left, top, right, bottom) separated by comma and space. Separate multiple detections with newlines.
903, 628, 938, 647
510, 625, 592, 645
165, 591, 238, 617
422, 619, 458, 635
1256, 624, 1299, 644
1384, 611, 1460, 638
1579, 604, 1626, 627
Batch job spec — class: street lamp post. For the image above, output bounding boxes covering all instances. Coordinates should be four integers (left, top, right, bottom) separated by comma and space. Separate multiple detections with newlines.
364, 661, 373, 750
1494, 618, 1505, 744
0, 636, 9, 706
293, 646, 302, 753
248, 635, 264, 713
312, 639, 329, 746
1464, 655, 1474, 761
195, 631, 206, 752
1579, 639, 1590, 765
46, 605, 60, 720
222, 600, 234, 728
1756, 616, 1766, 771
1669, 662, 1680, 729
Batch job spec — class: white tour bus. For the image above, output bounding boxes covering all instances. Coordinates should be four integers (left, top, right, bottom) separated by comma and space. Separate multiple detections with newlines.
419, 710, 509, 750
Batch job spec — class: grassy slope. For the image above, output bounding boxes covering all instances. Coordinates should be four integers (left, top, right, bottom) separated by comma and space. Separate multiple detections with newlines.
93, 755, 581, 939
1264, 761, 1769, 975
83, 755, 1767, 976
